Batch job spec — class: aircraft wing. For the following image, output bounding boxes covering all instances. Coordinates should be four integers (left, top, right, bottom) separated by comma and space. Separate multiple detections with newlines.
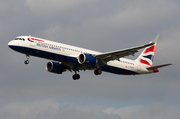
95, 35, 159, 64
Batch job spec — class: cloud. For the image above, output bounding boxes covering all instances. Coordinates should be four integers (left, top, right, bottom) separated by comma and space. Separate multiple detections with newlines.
0, 99, 120, 119
81, 0, 179, 30
137, 103, 180, 119
0, 100, 180, 119
78, 0, 180, 48
104, 104, 180, 119
23, 0, 180, 51
25, 0, 98, 16
158, 20, 180, 64
104, 105, 144, 119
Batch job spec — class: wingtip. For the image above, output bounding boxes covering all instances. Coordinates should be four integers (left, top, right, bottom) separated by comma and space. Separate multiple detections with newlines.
152, 34, 159, 44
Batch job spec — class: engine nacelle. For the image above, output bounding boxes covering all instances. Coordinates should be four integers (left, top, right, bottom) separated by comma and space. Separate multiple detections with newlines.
46, 62, 65, 74
78, 54, 97, 65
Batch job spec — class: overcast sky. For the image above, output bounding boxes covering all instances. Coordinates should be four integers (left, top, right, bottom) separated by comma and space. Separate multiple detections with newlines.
1, 0, 180, 119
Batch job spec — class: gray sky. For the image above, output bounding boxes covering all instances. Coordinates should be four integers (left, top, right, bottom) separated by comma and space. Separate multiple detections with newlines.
1, 0, 180, 119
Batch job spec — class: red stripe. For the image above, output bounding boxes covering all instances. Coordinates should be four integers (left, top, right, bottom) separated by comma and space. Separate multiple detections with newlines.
143, 45, 155, 54
29, 38, 44, 42
139, 58, 152, 66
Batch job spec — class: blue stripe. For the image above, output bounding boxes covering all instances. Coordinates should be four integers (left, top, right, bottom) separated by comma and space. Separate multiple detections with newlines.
9, 45, 139, 75
143, 55, 153, 60
9, 45, 78, 64
28, 39, 34, 42
101, 65, 139, 75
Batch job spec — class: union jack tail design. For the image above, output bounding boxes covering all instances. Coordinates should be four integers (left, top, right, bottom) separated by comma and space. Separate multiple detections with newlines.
136, 43, 157, 67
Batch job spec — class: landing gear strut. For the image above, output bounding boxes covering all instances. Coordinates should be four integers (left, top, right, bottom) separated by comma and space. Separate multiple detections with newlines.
24, 55, 30, 64
94, 69, 102, 75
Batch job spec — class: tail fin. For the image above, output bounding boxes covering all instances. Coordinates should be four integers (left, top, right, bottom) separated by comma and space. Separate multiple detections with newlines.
136, 34, 159, 67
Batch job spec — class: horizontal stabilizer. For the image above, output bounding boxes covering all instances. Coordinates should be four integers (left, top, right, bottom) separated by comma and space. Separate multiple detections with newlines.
147, 64, 172, 70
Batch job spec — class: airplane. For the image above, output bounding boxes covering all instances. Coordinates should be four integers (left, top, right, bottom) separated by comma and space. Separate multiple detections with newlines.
8, 34, 172, 80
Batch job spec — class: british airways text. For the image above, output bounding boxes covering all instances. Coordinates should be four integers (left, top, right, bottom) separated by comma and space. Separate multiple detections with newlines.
36, 42, 61, 51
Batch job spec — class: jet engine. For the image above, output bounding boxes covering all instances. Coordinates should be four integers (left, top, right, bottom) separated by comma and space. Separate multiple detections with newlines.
46, 62, 65, 74
78, 54, 97, 65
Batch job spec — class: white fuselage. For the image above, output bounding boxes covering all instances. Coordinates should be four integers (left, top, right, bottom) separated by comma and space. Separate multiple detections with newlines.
8, 36, 154, 75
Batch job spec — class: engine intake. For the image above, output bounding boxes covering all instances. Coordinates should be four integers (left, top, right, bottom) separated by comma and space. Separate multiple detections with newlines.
78, 54, 97, 65
46, 62, 65, 74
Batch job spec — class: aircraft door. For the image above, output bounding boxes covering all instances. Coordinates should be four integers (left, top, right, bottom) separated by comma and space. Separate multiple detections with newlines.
30, 41, 35, 47
28, 37, 35, 47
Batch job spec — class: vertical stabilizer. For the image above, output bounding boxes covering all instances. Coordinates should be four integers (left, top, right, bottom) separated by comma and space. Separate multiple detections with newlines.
136, 35, 159, 67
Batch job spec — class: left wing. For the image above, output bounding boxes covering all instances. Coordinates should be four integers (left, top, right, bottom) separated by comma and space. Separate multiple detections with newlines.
95, 35, 159, 64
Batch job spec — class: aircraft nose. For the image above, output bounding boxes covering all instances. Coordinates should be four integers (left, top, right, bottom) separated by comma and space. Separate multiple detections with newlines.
8, 40, 18, 49
8, 41, 13, 48
8, 41, 12, 47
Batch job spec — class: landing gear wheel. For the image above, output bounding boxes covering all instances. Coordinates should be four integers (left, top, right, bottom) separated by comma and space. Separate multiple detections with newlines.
73, 74, 80, 80
24, 54, 30, 65
94, 69, 102, 75
24, 60, 29, 64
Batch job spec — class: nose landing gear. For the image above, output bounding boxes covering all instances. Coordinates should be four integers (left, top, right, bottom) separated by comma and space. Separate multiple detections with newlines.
24, 55, 30, 64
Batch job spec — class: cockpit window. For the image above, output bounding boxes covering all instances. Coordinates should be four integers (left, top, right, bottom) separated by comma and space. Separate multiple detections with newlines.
15, 38, 25, 41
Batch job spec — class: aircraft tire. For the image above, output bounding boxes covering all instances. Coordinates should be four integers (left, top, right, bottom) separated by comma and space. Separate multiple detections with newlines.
73, 74, 80, 80
24, 60, 29, 64
94, 69, 102, 75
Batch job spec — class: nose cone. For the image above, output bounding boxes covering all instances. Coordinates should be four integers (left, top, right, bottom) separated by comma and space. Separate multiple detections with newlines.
8, 41, 12, 47
8, 40, 19, 50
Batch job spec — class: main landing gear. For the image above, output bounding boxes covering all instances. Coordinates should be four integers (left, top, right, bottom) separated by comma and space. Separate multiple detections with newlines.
72, 69, 102, 80
73, 74, 80, 80
72, 71, 80, 80
94, 69, 102, 75
24, 54, 30, 64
